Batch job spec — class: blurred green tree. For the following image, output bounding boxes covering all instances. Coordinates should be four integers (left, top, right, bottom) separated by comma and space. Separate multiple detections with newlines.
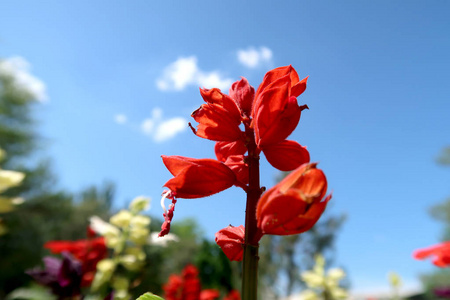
0, 57, 114, 297
135, 218, 238, 298
419, 146, 450, 299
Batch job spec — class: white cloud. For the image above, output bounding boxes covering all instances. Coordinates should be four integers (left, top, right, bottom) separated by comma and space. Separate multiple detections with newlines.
140, 107, 187, 143
0, 56, 48, 102
114, 114, 128, 124
197, 72, 233, 91
237, 46, 273, 69
141, 119, 155, 135
154, 117, 187, 142
156, 56, 233, 91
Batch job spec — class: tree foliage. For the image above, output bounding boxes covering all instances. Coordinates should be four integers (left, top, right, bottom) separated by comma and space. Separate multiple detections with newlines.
418, 147, 450, 299
0, 59, 114, 297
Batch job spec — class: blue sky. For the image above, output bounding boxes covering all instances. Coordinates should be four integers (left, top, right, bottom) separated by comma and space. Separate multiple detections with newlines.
1, 0, 450, 295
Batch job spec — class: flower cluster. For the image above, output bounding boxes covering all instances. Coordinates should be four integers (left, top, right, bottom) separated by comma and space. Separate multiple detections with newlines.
27, 252, 83, 299
89, 196, 152, 299
300, 255, 348, 300
163, 264, 240, 300
159, 66, 331, 263
44, 228, 108, 287
216, 163, 331, 260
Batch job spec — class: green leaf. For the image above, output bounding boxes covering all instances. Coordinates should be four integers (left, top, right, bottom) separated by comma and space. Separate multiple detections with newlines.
136, 292, 165, 300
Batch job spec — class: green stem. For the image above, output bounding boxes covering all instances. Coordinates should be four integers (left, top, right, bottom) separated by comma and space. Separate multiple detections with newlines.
242, 125, 263, 300
242, 244, 259, 300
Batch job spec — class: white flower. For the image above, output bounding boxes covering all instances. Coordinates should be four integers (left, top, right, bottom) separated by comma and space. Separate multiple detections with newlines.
129, 196, 151, 213
110, 210, 133, 228
148, 232, 179, 246
89, 216, 120, 236
0, 170, 25, 193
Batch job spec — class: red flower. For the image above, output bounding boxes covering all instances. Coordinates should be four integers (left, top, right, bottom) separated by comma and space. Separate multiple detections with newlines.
162, 155, 237, 199
163, 265, 202, 300
215, 225, 245, 261
44, 236, 107, 286
163, 274, 184, 300
223, 290, 241, 300
200, 289, 220, 300
413, 242, 450, 267
256, 163, 331, 236
190, 88, 244, 142
251, 66, 310, 171
253, 65, 308, 147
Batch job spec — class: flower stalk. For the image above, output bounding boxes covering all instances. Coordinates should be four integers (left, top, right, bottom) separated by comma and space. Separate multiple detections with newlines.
242, 125, 262, 300
157, 66, 331, 300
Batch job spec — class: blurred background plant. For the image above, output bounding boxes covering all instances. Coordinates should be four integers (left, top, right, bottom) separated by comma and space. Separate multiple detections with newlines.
299, 255, 347, 300
0, 57, 115, 298
0, 147, 25, 235
388, 272, 403, 300
88, 196, 152, 300
418, 148, 450, 300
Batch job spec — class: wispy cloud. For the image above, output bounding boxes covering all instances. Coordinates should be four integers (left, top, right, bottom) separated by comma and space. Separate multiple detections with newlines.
114, 114, 128, 124
237, 46, 273, 69
0, 56, 48, 102
140, 108, 187, 143
156, 56, 233, 92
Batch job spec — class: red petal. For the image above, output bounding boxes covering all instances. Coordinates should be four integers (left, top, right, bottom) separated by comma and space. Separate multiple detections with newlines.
413, 242, 450, 268
262, 140, 310, 171
257, 194, 330, 236
44, 241, 76, 253
215, 141, 247, 162
215, 225, 245, 261
291, 76, 308, 97
256, 163, 330, 236
224, 290, 241, 300
162, 156, 236, 198
257, 194, 308, 235
200, 290, 220, 300
192, 103, 243, 141
254, 81, 291, 144
224, 155, 249, 186
255, 66, 297, 97
200, 88, 242, 120
162, 155, 200, 176
277, 163, 327, 201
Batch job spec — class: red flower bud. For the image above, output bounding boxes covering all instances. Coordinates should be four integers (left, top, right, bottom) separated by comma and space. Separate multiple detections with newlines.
200, 289, 220, 300
413, 242, 450, 267
256, 163, 331, 236
162, 155, 236, 199
215, 225, 245, 261
229, 77, 255, 117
